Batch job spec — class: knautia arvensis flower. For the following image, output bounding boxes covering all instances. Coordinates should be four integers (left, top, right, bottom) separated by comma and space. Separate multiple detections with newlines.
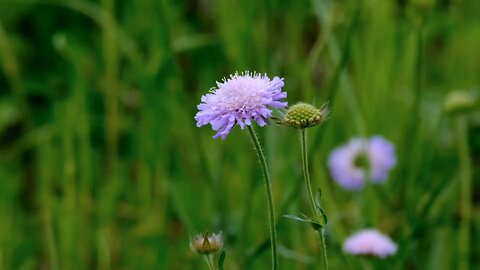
190, 232, 223, 255
343, 229, 397, 258
195, 72, 288, 139
278, 102, 329, 129
327, 136, 396, 190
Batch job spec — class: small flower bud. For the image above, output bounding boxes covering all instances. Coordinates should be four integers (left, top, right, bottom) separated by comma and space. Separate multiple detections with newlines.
190, 232, 223, 255
444, 90, 476, 115
283, 102, 329, 129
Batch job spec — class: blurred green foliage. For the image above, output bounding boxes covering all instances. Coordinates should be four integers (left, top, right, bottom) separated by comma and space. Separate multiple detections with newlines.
0, 0, 479, 269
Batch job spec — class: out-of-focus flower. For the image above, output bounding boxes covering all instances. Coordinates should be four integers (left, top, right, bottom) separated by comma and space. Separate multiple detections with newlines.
444, 90, 476, 115
343, 229, 397, 258
190, 232, 223, 255
327, 136, 396, 190
195, 72, 287, 139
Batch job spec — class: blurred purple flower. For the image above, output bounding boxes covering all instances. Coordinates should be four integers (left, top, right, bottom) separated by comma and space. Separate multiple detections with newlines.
343, 229, 397, 258
195, 72, 287, 139
327, 136, 396, 190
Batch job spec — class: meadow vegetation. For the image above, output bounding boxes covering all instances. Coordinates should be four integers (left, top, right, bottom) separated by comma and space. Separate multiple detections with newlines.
0, 0, 479, 269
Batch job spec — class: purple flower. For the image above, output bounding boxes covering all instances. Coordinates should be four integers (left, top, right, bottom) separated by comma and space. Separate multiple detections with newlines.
343, 229, 397, 258
195, 72, 287, 139
327, 136, 396, 190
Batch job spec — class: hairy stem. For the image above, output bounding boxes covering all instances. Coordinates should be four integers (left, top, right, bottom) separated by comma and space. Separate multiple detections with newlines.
300, 129, 317, 214
247, 125, 278, 270
300, 129, 328, 270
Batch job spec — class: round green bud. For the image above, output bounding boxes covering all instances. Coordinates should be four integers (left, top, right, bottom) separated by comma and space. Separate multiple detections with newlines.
283, 102, 329, 129
444, 90, 476, 115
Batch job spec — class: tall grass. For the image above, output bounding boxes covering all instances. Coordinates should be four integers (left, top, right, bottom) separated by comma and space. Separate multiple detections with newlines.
0, 0, 479, 269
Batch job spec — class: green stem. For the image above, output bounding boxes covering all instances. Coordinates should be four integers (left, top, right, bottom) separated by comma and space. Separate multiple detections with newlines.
101, 0, 119, 176
246, 125, 278, 270
300, 129, 316, 215
299, 129, 328, 270
204, 255, 216, 270
457, 116, 471, 270
316, 229, 329, 270
43, 209, 59, 270
362, 181, 378, 227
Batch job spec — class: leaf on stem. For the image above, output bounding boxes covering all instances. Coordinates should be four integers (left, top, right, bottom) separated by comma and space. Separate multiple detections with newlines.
283, 214, 324, 231
315, 188, 328, 227
218, 250, 226, 270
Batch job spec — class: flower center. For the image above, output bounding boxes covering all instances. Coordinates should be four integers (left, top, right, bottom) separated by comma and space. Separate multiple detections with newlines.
220, 77, 267, 112
353, 153, 370, 171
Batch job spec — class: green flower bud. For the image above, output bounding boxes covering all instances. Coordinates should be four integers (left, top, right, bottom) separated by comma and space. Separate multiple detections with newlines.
190, 232, 223, 255
282, 102, 329, 129
444, 90, 476, 115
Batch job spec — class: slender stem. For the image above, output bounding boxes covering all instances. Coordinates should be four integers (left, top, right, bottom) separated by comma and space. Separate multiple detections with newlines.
457, 116, 471, 270
204, 255, 216, 270
300, 129, 328, 270
362, 181, 377, 227
316, 229, 329, 270
359, 257, 373, 270
246, 125, 278, 270
300, 129, 316, 215
43, 209, 59, 270
101, 0, 119, 176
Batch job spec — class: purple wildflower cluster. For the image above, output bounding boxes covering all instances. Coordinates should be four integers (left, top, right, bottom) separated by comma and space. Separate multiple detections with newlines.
195, 72, 287, 139
343, 229, 397, 258
327, 136, 396, 190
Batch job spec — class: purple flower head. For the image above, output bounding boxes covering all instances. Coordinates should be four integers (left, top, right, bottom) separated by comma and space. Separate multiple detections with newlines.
343, 229, 397, 258
195, 72, 287, 139
327, 136, 396, 190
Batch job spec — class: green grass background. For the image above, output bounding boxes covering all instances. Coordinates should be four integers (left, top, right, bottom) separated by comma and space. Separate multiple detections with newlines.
0, 0, 479, 269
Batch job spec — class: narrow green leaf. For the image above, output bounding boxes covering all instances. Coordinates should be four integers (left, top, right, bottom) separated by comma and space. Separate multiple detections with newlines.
315, 188, 322, 209
283, 214, 310, 223
218, 250, 226, 270
284, 214, 324, 231
314, 188, 328, 226
316, 206, 328, 227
